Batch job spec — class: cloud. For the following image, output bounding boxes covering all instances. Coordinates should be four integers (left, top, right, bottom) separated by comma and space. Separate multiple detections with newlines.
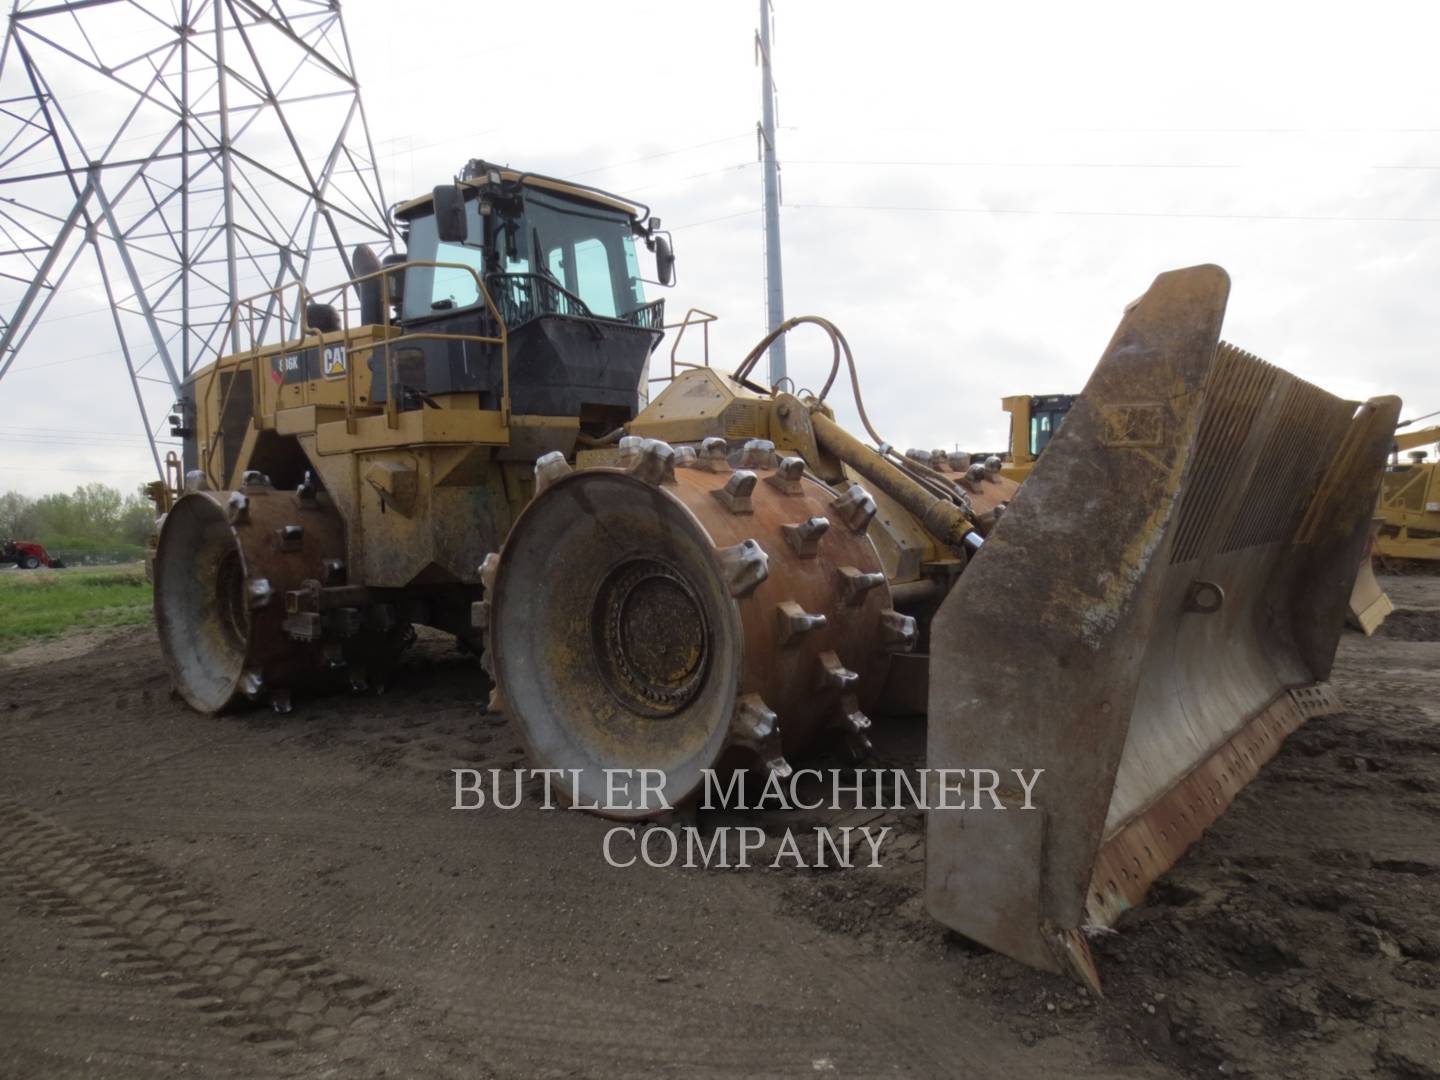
5, 0, 1439, 500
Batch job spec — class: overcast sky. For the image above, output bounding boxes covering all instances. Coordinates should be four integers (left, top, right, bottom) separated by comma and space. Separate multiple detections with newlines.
3, 0, 1438, 497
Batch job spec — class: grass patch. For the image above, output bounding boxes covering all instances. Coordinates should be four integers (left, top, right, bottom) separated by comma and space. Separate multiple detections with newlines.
39, 538, 149, 566
0, 562, 153, 645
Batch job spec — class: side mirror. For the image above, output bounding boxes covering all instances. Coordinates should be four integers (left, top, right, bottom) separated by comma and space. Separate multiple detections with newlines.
653, 233, 675, 286
432, 183, 469, 243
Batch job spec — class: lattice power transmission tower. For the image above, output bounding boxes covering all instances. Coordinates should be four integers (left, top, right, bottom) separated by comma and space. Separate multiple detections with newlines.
0, 0, 391, 476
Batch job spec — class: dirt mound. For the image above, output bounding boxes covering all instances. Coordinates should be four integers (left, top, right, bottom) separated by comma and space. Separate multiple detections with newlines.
1, 581, 1438, 1078
1377, 609, 1440, 641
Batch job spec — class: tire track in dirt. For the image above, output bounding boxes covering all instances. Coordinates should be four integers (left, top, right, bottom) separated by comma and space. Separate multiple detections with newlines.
0, 796, 397, 1058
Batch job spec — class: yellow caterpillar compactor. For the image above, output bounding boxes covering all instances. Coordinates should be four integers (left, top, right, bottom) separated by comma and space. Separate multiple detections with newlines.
1335, 417, 1440, 632
153, 162, 1399, 990
1375, 419, 1440, 562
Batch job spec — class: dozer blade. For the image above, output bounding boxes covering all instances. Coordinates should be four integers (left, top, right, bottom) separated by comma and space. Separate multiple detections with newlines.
925, 264, 1400, 991
1346, 525, 1393, 635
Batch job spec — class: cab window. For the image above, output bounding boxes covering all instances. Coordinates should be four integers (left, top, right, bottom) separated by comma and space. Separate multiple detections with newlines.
402, 206, 485, 320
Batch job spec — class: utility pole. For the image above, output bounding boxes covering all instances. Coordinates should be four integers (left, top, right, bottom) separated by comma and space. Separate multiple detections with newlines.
757, 0, 786, 386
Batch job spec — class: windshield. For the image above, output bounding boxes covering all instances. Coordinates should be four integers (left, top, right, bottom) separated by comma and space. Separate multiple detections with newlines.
401, 188, 646, 323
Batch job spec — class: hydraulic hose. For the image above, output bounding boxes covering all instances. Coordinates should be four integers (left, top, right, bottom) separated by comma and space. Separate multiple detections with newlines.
810, 410, 980, 555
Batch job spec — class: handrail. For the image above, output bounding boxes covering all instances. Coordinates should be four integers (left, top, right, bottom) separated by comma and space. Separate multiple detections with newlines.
199, 260, 511, 483
333, 260, 509, 431
489, 270, 598, 322
651, 307, 718, 385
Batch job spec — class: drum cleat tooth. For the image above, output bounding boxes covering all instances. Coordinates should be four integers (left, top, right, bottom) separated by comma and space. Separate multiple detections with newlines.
879, 609, 918, 653
616, 435, 646, 469
296, 470, 319, 501
834, 696, 875, 761
698, 436, 731, 472
830, 483, 876, 533
712, 470, 757, 514
485, 686, 505, 714
781, 515, 829, 557
730, 694, 792, 778
817, 650, 859, 692
226, 491, 250, 525
282, 612, 322, 641
717, 538, 769, 597
246, 577, 273, 609
628, 439, 677, 486
835, 694, 872, 736
734, 438, 776, 470
534, 450, 572, 495
837, 565, 886, 604
478, 551, 500, 592
764, 455, 806, 495
776, 600, 828, 646
238, 670, 265, 701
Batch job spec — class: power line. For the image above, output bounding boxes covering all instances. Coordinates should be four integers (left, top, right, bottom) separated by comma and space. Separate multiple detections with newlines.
0, 433, 170, 443
790, 202, 1440, 225
0, 345, 127, 372
672, 208, 763, 231
620, 161, 756, 197
796, 123, 1440, 135
564, 134, 754, 180
5, 464, 159, 475
784, 158, 1440, 171
0, 425, 167, 438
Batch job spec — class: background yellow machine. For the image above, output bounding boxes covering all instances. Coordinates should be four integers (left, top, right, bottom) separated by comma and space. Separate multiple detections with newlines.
1375, 416, 1440, 562
152, 165, 1397, 990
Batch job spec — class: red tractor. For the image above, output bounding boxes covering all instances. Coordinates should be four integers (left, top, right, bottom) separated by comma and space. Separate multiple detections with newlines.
0, 540, 64, 569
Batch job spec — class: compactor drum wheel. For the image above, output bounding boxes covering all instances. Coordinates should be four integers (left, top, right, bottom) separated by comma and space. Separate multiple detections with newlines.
154, 474, 399, 712
489, 440, 915, 816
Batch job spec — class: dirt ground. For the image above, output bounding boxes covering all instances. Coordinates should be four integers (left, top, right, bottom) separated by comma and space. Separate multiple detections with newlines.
1, 575, 1437, 1079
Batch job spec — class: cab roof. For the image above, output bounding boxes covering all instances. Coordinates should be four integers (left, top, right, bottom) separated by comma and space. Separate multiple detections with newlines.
393, 165, 644, 222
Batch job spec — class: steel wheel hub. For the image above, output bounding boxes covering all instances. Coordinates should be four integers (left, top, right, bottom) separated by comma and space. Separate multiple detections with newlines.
593, 558, 710, 717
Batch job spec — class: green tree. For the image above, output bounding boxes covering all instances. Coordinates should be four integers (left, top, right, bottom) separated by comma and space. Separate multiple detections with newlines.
71, 482, 124, 536
0, 491, 37, 539
0, 483, 153, 564
119, 490, 158, 545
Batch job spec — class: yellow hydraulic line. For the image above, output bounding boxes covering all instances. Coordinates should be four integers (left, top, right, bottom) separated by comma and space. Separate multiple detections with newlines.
809, 408, 980, 554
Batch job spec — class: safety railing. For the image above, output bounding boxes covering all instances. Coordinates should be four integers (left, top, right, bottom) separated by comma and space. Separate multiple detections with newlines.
198, 261, 509, 487
650, 307, 718, 385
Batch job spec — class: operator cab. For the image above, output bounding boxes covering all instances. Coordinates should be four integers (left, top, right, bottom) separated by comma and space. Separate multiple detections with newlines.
1002, 392, 1076, 467
1026, 394, 1075, 456
379, 160, 676, 432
